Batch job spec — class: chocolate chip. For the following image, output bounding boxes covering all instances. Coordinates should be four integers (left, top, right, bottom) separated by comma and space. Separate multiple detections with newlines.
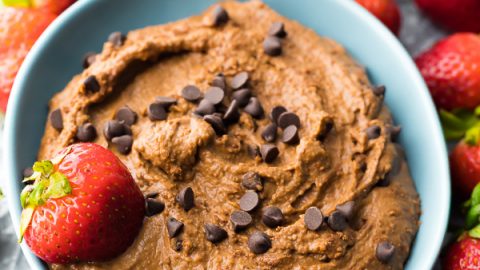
231, 72, 249, 89
108, 31, 126, 47
317, 120, 334, 141
304, 207, 323, 231
103, 120, 131, 141
50, 109, 63, 131
223, 99, 240, 124
261, 123, 277, 142
263, 36, 282, 56
167, 217, 184, 238
268, 22, 287, 38
232, 88, 252, 107
260, 144, 279, 163
366, 125, 381, 140
244, 97, 264, 119
194, 99, 216, 116
282, 125, 299, 145
176, 187, 194, 211
335, 201, 355, 221
155, 96, 178, 109
242, 172, 263, 191
145, 198, 165, 217
204, 87, 225, 105
211, 5, 229, 26
148, 102, 167, 121
262, 206, 284, 228
76, 123, 97, 142
270, 105, 287, 124
248, 231, 271, 254
145, 191, 159, 199
389, 125, 401, 141
327, 210, 348, 231
376, 241, 395, 263
248, 144, 260, 158
83, 52, 97, 69
230, 210, 252, 232
239, 190, 260, 212
111, 135, 133, 155
204, 114, 227, 135
372, 85, 386, 96
278, 112, 300, 129
204, 224, 228, 243
83, 75, 100, 93
22, 167, 33, 178
211, 75, 226, 90
181, 85, 202, 102
115, 106, 137, 126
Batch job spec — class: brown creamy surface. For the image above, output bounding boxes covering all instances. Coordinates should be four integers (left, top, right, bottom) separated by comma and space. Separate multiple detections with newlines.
39, 1, 420, 269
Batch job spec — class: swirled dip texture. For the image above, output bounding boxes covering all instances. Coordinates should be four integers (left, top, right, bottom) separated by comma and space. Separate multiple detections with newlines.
41, 1, 420, 269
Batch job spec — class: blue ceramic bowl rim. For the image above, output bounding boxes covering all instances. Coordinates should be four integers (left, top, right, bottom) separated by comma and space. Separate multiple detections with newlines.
3, 0, 450, 269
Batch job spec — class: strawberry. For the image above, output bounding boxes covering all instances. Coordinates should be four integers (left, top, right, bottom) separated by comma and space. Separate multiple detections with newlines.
415, 33, 480, 111
0, 7, 56, 112
415, 0, 480, 32
30, 0, 76, 15
355, 0, 401, 35
20, 143, 145, 264
451, 142, 480, 198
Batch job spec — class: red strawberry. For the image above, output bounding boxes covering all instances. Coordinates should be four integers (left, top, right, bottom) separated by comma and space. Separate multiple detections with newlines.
450, 142, 480, 198
415, 33, 480, 111
415, 0, 480, 32
20, 143, 145, 264
30, 0, 76, 15
444, 236, 480, 270
355, 0, 402, 35
0, 8, 56, 112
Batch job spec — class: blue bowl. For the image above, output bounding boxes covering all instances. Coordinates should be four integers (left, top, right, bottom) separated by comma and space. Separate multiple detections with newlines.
3, 0, 450, 269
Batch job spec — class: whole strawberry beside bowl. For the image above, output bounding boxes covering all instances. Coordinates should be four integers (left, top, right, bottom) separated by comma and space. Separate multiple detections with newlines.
20, 143, 145, 264
415, 0, 480, 32
355, 0, 401, 35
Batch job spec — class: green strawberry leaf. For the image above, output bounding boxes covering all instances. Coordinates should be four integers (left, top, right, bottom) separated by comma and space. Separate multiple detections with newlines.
471, 184, 480, 207
466, 204, 480, 229
469, 224, 480, 239
20, 185, 33, 208
32, 160, 53, 176
440, 108, 480, 142
2, 0, 30, 8
19, 206, 34, 242
44, 172, 72, 199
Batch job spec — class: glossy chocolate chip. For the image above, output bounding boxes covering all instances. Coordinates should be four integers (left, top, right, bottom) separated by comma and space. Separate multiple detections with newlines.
239, 190, 260, 212
83, 75, 100, 93
176, 187, 194, 211
231, 72, 249, 89
148, 102, 167, 121
366, 125, 381, 140
111, 135, 133, 155
244, 97, 264, 119
103, 120, 131, 141
260, 144, 279, 163
194, 99, 216, 116
50, 109, 63, 131
304, 207, 323, 231
263, 36, 282, 56
145, 191, 159, 199
223, 99, 240, 124
211, 75, 226, 90
268, 22, 287, 38
204, 114, 227, 135
327, 210, 348, 231
242, 172, 263, 191
204, 87, 225, 105
282, 125, 299, 145
389, 125, 401, 141
76, 123, 97, 142
23, 167, 34, 178
261, 123, 277, 142
230, 210, 252, 232
204, 224, 228, 243
167, 217, 184, 238
248, 231, 271, 254
335, 201, 355, 221
115, 106, 137, 126
262, 206, 284, 228
372, 85, 386, 96
278, 112, 300, 129
155, 96, 178, 109
232, 88, 252, 107
181, 85, 202, 102
145, 198, 165, 217
83, 52, 97, 69
211, 5, 229, 26
270, 105, 287, 124
376, 241, 395, 263
108, 31, 126, 47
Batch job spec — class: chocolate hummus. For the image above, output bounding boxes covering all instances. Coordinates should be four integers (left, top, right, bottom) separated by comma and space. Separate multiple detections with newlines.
39, 1, 420, 269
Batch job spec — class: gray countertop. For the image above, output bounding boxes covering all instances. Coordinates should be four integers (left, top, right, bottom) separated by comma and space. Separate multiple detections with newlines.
0, 0, 447, 269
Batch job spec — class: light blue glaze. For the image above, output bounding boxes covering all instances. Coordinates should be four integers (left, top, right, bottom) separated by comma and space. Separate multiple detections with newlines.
3, 0, 449, 269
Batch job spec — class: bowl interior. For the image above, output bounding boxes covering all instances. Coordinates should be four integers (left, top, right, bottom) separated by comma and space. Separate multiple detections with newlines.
4, 0, 449, 269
